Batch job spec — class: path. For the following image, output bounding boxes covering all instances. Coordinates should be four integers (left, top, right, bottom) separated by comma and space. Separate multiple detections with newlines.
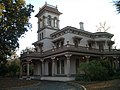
12, 81, 82, 90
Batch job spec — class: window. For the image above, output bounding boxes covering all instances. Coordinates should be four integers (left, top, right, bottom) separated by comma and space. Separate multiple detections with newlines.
61, 60, 64, 74
47, 15, 51, 26
56, 42, 59, 48
99, 44, 104, 52
108, 45, 111, 51
57, 60, 64, 74
74, 40, 78, 47
42, 32, 43, 39
38, 18, 42, 29
88, 43, 92, 50
40, 33, 41, 40
61, 41, 64, 47
54, 17, 58, 27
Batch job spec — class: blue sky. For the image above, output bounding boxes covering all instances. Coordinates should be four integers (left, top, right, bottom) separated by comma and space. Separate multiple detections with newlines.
17, 0, 120, 55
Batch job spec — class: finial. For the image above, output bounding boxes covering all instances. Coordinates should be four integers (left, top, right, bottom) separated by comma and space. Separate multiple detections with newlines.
45, 1, 47, 5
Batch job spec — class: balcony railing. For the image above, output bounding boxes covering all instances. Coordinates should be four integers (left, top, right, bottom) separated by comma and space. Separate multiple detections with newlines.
21, 44, 120, 58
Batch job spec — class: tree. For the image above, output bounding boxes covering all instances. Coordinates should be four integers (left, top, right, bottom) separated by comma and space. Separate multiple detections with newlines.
6, 58, 20, 77
0, 51, 20, 77
0, 0, 34, 64
114, 0, 120, 13
96, 21, 111, 32
21, 47, 35, 54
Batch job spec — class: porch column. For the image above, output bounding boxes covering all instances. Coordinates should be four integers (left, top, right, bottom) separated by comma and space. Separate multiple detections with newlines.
51, 57, 55, 76
27, 59, 31, 77
65, 54, 72, 77
41, 59, 44, 76
85, 56, 90, 63
114, 56, 119, 70
27, 61, 30, 77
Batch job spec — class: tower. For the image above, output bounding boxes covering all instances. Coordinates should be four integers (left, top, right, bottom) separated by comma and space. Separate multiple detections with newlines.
34, 3, 62, 52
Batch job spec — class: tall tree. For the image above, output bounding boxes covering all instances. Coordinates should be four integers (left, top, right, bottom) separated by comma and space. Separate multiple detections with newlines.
0, 0, 34, 64
114, 0, 120, 13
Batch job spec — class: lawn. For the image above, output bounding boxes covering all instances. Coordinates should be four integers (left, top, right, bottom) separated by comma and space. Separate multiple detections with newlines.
75, 79, 120, 90
0, 78, 39, 89
1, 78, 120, 90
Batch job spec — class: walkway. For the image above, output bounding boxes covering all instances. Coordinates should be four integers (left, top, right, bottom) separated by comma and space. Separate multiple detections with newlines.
12, 81, 83, 90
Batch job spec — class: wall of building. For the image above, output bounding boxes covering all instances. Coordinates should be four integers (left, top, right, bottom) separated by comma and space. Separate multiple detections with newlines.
41, 38, 53, 51
53, 33, 92, 47
52, 32, 113, 50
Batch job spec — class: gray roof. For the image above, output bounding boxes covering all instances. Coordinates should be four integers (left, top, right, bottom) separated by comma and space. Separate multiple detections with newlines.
93, 32, 114, 38
50, 26, 114, 38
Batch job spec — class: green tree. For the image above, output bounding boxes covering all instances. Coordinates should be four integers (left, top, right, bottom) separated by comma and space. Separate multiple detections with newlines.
6, 58, 20, 77
0, 0, 34, 64
21, 47, 35, 54
114, 0, 120, 13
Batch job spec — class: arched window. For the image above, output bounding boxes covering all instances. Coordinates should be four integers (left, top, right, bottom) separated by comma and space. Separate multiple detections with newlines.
42, 16, 45, 27
38, 18, 42, 29
47, 15, 51, 26
54, 17, 58, 27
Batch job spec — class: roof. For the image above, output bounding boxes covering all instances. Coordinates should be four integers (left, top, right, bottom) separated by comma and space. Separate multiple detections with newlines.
93, 32, 114, 38
52, 37, 64, 43
32, 41, 43, 46
72, 36, 83, 40
35, 3, 62, 17
50, 26, 92, 37
50, 26, 114, 39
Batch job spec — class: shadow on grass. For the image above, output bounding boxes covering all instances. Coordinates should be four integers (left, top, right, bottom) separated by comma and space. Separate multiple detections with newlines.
0, 77, 39, 89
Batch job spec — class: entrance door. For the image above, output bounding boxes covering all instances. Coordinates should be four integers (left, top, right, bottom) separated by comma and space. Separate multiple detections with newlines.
48, 62, 52, 76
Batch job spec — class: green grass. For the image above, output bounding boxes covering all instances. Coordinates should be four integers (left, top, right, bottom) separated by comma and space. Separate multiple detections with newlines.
0, 78, 39, 89
74, 79, 120, 90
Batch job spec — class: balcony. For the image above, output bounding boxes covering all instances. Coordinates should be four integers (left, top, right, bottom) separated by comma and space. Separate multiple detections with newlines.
20, 44, 120, 59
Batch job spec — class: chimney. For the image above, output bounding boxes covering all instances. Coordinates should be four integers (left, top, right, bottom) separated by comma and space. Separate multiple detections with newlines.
79, 22, 84, 30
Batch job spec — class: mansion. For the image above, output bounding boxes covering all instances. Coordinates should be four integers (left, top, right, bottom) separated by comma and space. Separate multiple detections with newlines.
20, 3, 120, 81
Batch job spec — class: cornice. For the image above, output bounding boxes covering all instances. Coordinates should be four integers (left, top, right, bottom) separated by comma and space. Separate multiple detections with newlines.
37, 26, 59, 33
50, 26, 114, 39
50, 26, 93, 39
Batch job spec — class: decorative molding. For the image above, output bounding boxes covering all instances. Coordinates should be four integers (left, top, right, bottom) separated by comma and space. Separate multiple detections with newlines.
51, 56, 56, 60
65, 53, 72, 59
85, 56, 90, 59
40, 59, 44, 62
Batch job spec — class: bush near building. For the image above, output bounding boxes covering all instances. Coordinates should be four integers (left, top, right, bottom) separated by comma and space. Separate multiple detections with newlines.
76, 59, 117, 81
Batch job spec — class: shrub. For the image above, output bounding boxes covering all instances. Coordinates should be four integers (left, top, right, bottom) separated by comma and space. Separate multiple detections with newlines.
76, 60, 109, 81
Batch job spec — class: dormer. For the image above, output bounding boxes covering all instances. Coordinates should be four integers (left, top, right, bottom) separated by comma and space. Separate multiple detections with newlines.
35, 3, 62, 32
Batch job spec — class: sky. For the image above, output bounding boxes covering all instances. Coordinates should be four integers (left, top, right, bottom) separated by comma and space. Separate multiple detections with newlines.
17, 0, 120, 55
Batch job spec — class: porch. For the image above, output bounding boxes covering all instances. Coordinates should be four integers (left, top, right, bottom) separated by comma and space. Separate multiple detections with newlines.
21, 75, 75, 81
